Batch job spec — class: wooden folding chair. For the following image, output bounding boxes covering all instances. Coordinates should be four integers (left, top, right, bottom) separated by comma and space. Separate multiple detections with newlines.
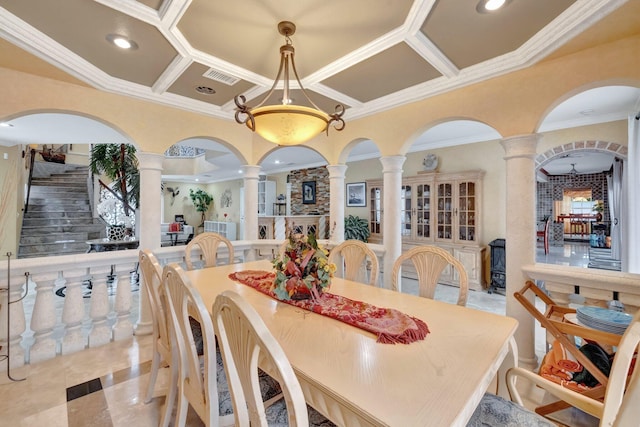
513, 280, 624, 418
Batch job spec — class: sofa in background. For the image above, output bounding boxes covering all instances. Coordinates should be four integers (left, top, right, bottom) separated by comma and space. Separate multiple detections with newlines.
160, 223, 194, 246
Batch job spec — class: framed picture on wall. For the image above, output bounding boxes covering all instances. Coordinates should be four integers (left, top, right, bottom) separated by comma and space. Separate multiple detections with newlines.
346, 182, 366, 207
302, 181, 316, 204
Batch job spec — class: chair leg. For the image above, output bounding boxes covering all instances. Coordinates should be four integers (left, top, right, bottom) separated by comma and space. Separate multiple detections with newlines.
159, 362, 179, 427
144, 351, 161, 403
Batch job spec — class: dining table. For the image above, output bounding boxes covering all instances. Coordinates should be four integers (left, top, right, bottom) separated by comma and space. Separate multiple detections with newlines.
186, 259, 518, 427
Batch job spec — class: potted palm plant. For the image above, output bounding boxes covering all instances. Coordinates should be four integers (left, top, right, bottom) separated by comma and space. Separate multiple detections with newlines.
90, 143, 139, 239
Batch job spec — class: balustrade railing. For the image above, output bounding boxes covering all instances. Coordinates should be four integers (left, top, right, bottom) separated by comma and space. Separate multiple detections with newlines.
0, 239, 386, 371
523, 263, 640, 313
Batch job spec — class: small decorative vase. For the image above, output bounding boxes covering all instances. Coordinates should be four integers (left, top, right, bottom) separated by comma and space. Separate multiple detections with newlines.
107, 225, 126, 241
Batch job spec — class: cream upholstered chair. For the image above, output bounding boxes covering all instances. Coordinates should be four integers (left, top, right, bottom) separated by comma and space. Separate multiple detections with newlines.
139, 250, 177, 427
328, 240, 379, 286
391, 245, 469, 306
185, 232, 234, 270
506, 309, 640, 426
213, 290, 333, 427
162, 263, 234, 427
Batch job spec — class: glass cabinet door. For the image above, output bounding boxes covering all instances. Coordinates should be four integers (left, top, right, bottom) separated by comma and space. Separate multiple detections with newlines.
436, 183, 453, 240
401, 185, 412, 236
458, 181, 476, 242
415, 183, 431, 239
369, 185, 383, 236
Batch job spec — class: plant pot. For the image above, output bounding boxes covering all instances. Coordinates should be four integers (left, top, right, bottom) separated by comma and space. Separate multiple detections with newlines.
107, 225, 126, 241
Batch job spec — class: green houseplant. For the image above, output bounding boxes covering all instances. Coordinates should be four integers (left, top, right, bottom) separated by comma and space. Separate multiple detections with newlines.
89, 143, 139, 215
344, 215, 371, 242
189, 188, 214, 226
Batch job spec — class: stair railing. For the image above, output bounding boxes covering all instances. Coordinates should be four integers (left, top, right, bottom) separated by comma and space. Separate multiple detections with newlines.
98, 179, 135, 214
23, 148, 36, 214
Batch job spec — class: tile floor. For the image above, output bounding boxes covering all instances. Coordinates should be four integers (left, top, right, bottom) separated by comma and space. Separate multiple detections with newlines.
0, 241, 599, 426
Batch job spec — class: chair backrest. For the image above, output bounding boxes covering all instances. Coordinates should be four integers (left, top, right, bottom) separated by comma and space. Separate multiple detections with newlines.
328, 240, 379, 286
139, 249, 171, 359
391, 245, 469, 306
212, 291, 309, 427
601, 310, 640, 426
163, 263, 227, 426
185, 232, 234, 270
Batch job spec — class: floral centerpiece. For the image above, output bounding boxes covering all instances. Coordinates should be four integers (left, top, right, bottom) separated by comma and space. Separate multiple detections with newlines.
272, 233, 336, 301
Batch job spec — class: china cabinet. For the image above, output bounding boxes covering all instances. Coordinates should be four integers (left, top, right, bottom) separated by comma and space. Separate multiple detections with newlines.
367, 170, 486, 290
258, 180, 276, 216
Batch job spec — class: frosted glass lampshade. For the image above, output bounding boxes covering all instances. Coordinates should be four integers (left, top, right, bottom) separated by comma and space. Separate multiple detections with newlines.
250, 104, 330, 146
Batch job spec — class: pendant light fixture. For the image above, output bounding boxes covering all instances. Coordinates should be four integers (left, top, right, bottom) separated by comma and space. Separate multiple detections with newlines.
234, 21, 345, 146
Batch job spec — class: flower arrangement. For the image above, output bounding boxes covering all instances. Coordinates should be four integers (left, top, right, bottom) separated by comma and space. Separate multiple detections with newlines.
272, 233, 336, 301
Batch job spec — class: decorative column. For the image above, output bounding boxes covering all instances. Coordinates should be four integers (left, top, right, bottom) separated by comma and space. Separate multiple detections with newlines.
327, 164, 348, 241
135, 152, 164, 336
27, 273, 58, 363
624, 115, 640, 273
242, 165, 261, 260
380, 156, 406, 289
500, 134, 539, 370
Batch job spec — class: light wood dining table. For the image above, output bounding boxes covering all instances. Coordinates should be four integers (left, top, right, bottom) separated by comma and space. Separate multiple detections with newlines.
186, 259, 518, 427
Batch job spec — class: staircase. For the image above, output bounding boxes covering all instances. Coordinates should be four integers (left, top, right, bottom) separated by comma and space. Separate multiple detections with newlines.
18, 163, 106, 258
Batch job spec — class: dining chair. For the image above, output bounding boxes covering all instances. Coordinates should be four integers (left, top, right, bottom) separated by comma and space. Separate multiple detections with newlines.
162, 263, 235, 427
185, 232, 234, 270
536, 217, 550, 255
139, 250, 180, 427
391, 245, 469, 306
212, 290, 334, 427
327, 239, 379, 286
506, 308, 640, 426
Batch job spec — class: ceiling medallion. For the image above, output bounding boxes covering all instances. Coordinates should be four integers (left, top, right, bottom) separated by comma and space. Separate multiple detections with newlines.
234, 21, 345, 146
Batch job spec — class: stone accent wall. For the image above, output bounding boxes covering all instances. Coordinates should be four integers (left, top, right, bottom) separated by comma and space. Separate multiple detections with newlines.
536, 171, 609, 222
289, 167, 330, 215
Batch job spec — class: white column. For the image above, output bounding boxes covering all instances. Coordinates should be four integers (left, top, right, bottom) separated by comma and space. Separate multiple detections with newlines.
380, 156, 406, 289
500, 134, 539, 370
242, 165, 261, 241
135, 152, 164, 336
624, 116, 640, 272
327, 164, 348, 241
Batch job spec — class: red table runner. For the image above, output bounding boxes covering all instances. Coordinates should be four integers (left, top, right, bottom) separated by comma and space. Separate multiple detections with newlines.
229, 270, 429, 344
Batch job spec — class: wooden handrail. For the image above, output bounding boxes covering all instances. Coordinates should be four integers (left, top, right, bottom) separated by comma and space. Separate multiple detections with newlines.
23, 149, 36, 214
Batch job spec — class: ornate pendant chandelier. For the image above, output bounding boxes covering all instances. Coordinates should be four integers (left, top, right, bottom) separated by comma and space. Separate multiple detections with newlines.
234, 21, 345, 146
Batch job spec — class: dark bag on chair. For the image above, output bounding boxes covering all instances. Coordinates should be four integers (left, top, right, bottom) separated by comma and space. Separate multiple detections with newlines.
572, 343, 612, 388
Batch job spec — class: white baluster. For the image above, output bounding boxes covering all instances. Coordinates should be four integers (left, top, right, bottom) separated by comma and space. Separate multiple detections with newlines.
112, 263, 135, 341
88, 266, 112, 348
274, 217, 286, 240
28, 272, 58, 363
0, 274, 27, 370
61, 269, 90, 355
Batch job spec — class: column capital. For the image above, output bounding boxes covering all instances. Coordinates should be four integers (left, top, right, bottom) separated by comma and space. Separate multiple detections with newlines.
380, 155, 406, 173
136, 152, 164, 171
326, 164, 348, 178
500, 134, 540, 160
241, 165, 261, 180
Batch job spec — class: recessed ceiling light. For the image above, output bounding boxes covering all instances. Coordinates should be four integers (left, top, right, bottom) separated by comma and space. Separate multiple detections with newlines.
0, 122, 13, 127
106, 34, 138, 50
195, 178, 199, 182
477, 0, 509, 13
579, 109, 596, 116
274, 160, 280, 164
195, 86, 216, 95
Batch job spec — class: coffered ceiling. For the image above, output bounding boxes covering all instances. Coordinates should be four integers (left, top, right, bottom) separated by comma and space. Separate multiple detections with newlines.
1, 0, 639, 183
0, 0, 632, 121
